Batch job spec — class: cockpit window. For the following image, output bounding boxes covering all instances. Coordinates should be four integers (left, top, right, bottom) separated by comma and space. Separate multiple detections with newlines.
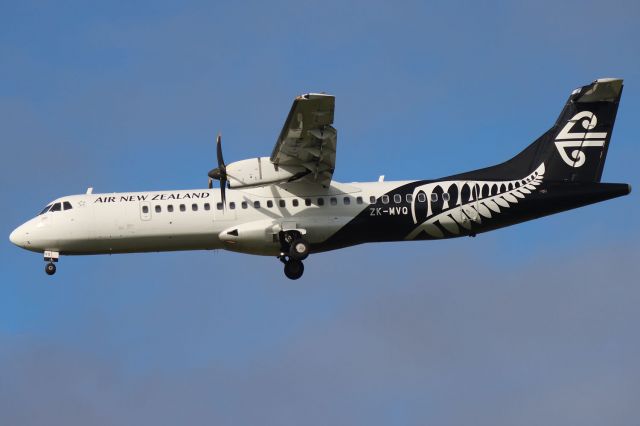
39, 204, 52, 215
63, 201, 73, 210
50, 203, 62, 212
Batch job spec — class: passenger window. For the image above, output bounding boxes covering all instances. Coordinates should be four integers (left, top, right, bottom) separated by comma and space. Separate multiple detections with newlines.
292, 199, 299, 207
241, 201, 248, 209
381, 195, 389, 204
417, 193, 426, 202
217, 202, 224, 210
267, 200, 273, 208
229, 202, 236, 209
356, 196, 363, 204
442, 193, 450, 202
330, 197, 337, 206
254, 201, 261, 208
431, 193, 438, 202
393, 194, 402, 203
155, 205, 161, 213
192, 204, 198, 211
317, 198, 325, 206
279, 200, 285, 208
343, 197, 351, 205
142, 205, 149, 214
180, 204, 186, 212
305, 198, 312, 206
63, 201, 73, 210
406, 194, 413, 203
369, 196, 376, 204
204, 203, 210, 211
168, 205, 174, 212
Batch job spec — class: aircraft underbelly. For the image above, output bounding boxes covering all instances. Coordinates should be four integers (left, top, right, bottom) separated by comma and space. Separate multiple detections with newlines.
61, 233, 222, 255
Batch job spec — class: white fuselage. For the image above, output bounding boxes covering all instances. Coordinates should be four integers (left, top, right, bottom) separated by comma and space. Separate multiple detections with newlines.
9, 180, 412, 257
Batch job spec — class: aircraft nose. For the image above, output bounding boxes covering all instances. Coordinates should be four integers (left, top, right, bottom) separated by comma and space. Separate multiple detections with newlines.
9, 224, 27, 248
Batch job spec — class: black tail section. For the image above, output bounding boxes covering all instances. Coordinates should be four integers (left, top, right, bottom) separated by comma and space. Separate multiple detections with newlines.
546, 78, 623, 181
452, 78, 623, 182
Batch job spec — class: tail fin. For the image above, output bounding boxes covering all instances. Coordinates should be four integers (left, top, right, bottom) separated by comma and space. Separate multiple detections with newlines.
546, 78, 623, 182
452, 78, 623, 182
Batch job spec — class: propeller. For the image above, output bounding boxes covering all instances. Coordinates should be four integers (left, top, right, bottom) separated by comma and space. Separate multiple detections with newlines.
207, 133, 227, 206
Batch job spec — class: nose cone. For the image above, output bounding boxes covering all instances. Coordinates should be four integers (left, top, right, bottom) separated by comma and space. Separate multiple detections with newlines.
9, 224, 27, 248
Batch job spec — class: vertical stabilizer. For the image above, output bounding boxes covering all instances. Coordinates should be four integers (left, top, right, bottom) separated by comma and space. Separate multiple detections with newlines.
451, 78, 623, 183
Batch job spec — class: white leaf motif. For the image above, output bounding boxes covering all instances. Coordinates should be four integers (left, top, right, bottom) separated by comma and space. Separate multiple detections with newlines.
406, 163, 545, 240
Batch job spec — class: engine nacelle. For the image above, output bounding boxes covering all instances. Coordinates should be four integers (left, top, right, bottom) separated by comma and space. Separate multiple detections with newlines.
225, 157, 307, 189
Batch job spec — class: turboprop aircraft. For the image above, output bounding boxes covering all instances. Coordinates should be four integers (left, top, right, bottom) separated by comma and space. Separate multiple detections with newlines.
9, 78, 631, 279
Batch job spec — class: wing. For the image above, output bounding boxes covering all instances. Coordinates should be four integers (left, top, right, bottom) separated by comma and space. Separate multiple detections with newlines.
271, 93, 337, 186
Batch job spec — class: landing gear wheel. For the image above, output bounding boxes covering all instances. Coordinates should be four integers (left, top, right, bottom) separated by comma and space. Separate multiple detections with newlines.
45, 262, 56, 276
289, 238, 310, 261
284, 259, 304, 280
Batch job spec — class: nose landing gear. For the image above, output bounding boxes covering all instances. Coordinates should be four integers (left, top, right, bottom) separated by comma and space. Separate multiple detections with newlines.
43, 250, 59, 276
278, 231, 310, 280
45, 262, 56, 275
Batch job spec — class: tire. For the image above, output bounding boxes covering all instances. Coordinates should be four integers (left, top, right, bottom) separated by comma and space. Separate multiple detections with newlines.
289, 238, 310, 261
45, 263, 56, 276
284, 260, 304, 280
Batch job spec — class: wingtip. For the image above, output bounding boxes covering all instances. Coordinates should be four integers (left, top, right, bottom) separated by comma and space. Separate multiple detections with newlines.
594, 77, 623, 83
298, 92, 335, 100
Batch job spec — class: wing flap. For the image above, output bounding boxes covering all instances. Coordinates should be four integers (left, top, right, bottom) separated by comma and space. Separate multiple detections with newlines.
271, 93, 337, 186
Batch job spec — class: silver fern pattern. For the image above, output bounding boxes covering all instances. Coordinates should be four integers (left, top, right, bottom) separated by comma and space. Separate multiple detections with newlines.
406, 163, 546, 239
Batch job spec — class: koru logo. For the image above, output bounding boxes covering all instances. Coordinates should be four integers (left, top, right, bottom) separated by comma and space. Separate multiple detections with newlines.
554, 111, 607, 168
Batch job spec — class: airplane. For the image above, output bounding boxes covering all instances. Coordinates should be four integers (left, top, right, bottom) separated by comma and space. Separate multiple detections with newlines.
9, 78, 631, 280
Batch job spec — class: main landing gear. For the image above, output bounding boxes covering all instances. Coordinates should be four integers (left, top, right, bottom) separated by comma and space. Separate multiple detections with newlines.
278, 231, 310, 280
44, 250, 59, 276
282, 257, 304, 280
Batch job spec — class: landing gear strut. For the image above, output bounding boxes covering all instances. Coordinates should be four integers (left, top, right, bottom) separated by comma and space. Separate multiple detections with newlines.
278, 231, 310, 280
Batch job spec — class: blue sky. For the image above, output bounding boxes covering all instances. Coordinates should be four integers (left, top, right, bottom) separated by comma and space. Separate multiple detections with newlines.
1, 1, 639, 424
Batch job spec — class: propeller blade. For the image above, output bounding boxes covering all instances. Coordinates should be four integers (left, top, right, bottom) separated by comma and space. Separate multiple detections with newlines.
208, 133, 227, 208
216, 133, 225, 169
219, 179, 226, 208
